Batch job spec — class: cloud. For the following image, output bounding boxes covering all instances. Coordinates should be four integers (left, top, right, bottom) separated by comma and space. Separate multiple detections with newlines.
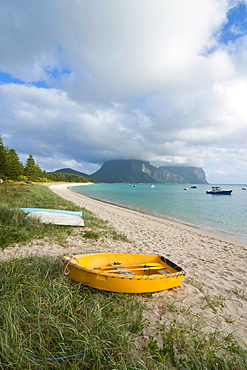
0, 0, 247, 183
0, 0, 227, 95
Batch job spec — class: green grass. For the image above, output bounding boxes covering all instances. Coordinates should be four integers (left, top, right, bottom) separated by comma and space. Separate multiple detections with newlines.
0, 256, 150, 370
0, 183, 129, 248
231, 286, 247, 300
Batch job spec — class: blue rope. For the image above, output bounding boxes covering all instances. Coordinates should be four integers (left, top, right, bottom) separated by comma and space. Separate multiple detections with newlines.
17, 349, 110, 364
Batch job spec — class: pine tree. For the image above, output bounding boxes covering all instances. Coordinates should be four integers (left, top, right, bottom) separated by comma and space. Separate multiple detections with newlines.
0, 137, 9, 179
8, 148, 25, 180
25, 154, 42, 180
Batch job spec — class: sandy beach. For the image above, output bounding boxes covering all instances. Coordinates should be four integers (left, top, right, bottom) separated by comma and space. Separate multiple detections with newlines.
1, 183, 247, 346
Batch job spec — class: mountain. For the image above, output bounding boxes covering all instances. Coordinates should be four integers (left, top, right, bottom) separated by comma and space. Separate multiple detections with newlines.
91, 160, 157, 183
54, 168, 90, 178
55, 160, 208, 184
90, 160, 208, 184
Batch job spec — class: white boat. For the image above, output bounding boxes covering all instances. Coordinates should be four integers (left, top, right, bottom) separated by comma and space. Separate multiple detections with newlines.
18, 208, 83, 216
242, 187, 247, 190
26, 211, 84, 226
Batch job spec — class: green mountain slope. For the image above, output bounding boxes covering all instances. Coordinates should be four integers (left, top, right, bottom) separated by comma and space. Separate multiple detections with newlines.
91, 160, 157, 183
54, 168, 90, 178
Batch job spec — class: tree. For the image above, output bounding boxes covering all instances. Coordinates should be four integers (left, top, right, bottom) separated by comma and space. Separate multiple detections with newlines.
0, 137, 10, 179
8, 148, 24, 180
25, 154, 42, 180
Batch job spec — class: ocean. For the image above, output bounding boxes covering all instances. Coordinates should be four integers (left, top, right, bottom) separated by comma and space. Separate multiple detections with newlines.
72, 183, 247, 243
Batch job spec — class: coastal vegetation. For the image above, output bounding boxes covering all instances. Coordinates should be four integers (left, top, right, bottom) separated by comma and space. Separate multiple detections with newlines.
0, 137, 90, 183
0, 183, 247, 369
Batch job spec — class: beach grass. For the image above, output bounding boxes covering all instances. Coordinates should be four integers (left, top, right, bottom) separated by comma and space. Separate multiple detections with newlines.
0, 183, 128, 248
146, 294, 247, 369
0, 256, 150, 369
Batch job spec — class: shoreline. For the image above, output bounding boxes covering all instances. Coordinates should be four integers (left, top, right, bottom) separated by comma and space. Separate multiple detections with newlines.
70, 183, 247, 246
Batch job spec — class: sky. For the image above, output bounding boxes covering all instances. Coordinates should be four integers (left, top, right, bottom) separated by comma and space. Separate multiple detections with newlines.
0, 0, 247, 184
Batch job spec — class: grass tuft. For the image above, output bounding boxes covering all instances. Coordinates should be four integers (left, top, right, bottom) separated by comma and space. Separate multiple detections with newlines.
231, 286, 247, 300
147, 306, 247, 369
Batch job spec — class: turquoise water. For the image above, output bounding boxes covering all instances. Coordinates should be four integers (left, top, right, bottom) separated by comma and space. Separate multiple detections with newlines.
72, 183, 247, 243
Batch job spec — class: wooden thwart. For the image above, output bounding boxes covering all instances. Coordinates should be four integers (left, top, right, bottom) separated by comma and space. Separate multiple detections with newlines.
94, 262, 163, 270
97, 266, 170, 274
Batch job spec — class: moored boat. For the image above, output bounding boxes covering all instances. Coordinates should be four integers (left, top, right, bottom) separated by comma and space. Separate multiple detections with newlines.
62, 253, 186, 293
206, 186, 232, 195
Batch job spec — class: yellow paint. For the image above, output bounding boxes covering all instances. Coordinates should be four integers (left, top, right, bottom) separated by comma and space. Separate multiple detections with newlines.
63, 253, 186, 293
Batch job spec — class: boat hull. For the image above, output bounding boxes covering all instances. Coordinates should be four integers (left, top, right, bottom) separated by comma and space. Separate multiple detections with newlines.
62, 253, 186, 293
27, 211, 84, 226
206, 190, 232, 194
18, 208, 83, 216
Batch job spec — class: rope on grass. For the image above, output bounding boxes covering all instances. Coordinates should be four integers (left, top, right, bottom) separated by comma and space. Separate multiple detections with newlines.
17, 348, 110, 364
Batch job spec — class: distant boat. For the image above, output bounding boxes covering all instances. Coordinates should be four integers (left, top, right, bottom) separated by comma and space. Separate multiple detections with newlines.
206, 186, 232, 195
150, 185, 156, 188
183, 188, 188, 191
190, 185, 197, 188
242, 187, 247, 190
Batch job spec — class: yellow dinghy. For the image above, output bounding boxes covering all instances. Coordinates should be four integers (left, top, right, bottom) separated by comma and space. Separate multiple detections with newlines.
62, 253, 186, 293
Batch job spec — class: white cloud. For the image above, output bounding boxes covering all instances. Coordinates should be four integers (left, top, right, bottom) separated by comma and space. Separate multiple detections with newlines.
0, 0, 247, 183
